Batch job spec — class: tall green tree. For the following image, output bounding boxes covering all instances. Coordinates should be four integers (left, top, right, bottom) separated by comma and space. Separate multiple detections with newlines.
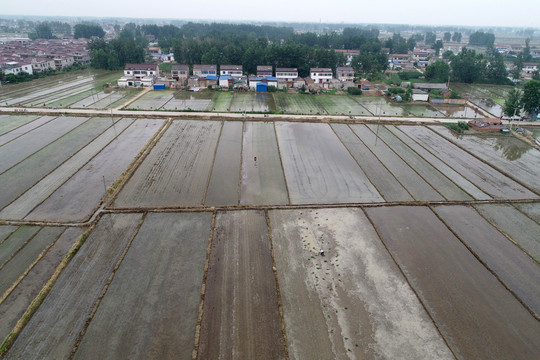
450, 48, 485, 83
31, 23, 54, 39
443, 32, 451, 42
424, 60, 450, 82
432, 40, 444, 56
523, 38, 532, 62
452, 32, 462, 42
425, 31, 436, 45
503, 88, 522, 117
521, 80, 540, 116
74, 24, 105, 39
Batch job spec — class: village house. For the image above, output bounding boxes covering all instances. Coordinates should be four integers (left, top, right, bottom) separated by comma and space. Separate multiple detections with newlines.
522, 62, 539, 74
30, 57, 56, 72
193, 64, 217, 77
148, 47, 161, 61
1, 61, 33, 75
334, 50, 359, 65
310, 67, 333, 83
53, 55, 75, 70
275, 67, 298, 81
256, 65, 273, 77
389, 54, 411, 69
412, 89, 429, 102
118, 63, 159, 87
171, 64, 189, 82
336, 66, 355, 82
220, 65, 243, 77
248, 76, 278, 91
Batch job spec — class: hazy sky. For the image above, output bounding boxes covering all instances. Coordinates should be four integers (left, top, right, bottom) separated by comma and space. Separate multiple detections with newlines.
3, 0, 540, 28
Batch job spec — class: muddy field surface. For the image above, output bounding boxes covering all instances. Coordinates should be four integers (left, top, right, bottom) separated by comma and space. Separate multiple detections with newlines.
0, 117, 114, 211
350, 124, 444, 201
0, 115, 43, 137
4, 213, 142, 360
435, 205, 540, 317
274, 93, 327, 115
73, 212, 211, 360
229, 93, 275, 113
400, 125, 537, 199
212, 92, 233, 112
128, 90, 175, 110
204, 121, 242, 206
0, 228, 82, 342
474, 204, 540, 262
432, 104, 484, 118
331, 124, 413, 202
0, 226, 41, 267
0, 225, 17, 243
366, 206, 540, 360
514, 202, 540, 223
317, 95, 371, 115
113, 120, 221, 208
0, 116, 56, 147
0, 116, 88, 173
26, 119, 164, 222
199, 210, 285, 359
276, 122, 382, 204
385, 125, 491, 200
0, 226, 64, 297
0, 118, 134, 220
430, 125, 540, 193
367, 124, 472, 201
269, 208, 453, 359
240, 122, 289, 205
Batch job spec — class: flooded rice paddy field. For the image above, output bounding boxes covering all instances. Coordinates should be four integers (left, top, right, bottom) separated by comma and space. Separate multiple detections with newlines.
1, 113, 539, 358
3, 204, 539, 359
121, 89, 489, 118
0, 70, 139, 110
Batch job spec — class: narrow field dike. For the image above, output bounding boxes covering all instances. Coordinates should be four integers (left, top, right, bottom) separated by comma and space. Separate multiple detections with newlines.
275, 122, 382, 204
400, 126, 537, 200
474, 204, 540, 263
0, 117, 115, 211
0, 118, 134, 220
0, 115, 43, 137
0, 116, 88, 174
3, 213, 143, 360
350, 124, 444, 201
72, 212, 212, 360
0, 228, 83, 343
198, 210, 286, 359
269, 208, 453, 359
366, 206, 540, 360
366, 124, 472, 201
240, 122, 289, 205
331, 124, 413, 202
113, 120, 221, 208
435, 205, 540, 318
25, 118, 164, 222
204, 121, 243, 206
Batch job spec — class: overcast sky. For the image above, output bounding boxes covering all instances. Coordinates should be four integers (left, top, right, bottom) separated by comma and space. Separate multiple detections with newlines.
2, 0, 540, 28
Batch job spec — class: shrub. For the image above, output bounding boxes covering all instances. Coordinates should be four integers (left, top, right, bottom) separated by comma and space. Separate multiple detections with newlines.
347, 87, 362, 95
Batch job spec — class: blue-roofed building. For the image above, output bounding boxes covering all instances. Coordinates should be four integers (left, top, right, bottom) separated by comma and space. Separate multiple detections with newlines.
219, 75, 233, 88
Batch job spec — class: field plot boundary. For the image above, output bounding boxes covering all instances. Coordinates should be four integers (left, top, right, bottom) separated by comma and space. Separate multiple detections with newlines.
0, 118, 134, 220
0, 226, 93, 357
365, 124, 473, 201
69, 214, 146, 358
427, 125, 540, 197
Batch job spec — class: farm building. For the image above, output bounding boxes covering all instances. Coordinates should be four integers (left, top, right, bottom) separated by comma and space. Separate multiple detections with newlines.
336, 66, 355, 82
171, 64, 189, 82
310, 68, 333, 83
118, 63, 159, 87
412, 89, 429, 102
193, 64, 217, 77
220, 65, 243, 77
256, 65, 273, 77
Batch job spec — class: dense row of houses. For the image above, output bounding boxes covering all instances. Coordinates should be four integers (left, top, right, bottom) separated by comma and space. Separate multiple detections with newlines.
119, 63, 358, 91
0, 38, 90, 76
